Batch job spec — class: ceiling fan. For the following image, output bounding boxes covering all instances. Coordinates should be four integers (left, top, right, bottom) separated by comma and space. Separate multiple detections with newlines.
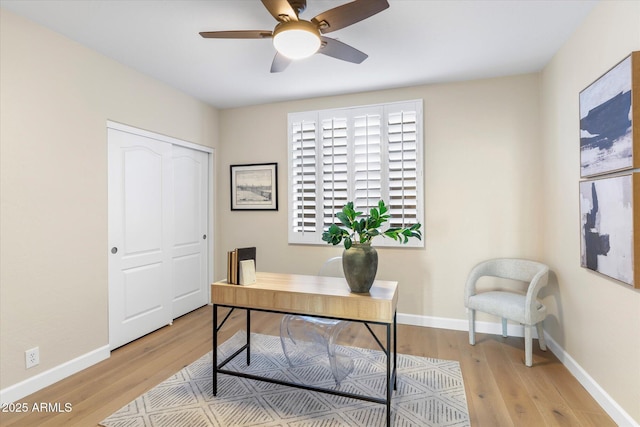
199, 0, 389, 73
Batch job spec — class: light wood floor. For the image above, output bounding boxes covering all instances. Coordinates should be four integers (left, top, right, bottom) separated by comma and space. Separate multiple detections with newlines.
0, 305, 615, 427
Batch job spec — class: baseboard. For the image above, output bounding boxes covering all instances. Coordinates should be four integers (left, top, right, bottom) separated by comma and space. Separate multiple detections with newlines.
397, 312, 638, 427
0, 345, 110, 405
397, 311, 539, 338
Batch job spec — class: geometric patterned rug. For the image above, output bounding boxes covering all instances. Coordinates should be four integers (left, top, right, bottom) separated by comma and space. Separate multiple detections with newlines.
100, 331, 470, 427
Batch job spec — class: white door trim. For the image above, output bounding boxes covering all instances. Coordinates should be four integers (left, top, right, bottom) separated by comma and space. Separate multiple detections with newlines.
107, 121, 214, 154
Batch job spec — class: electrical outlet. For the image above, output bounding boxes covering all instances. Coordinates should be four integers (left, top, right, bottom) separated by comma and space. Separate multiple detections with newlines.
25, 347, 39, 369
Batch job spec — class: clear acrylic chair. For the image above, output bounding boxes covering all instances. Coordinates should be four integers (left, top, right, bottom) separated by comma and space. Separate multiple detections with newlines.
280, 257, 354, 386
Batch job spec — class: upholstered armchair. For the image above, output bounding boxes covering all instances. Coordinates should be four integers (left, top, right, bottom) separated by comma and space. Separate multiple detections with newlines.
464, 258, 550, 367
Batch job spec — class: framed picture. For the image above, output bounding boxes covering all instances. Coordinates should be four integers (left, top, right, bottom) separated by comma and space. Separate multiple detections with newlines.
230, 163, 278, 211
579, 174, 639, 288
579, 51, 639, 177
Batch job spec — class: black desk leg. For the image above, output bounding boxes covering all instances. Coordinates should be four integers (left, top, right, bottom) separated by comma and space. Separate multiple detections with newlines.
394, 310, 398, 390
246, 309, 251, 365
213, 304, 218, 396
386, 322, 392, 427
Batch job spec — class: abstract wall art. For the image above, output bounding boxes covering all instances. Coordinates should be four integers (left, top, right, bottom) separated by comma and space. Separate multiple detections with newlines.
579, 51, 639, 177
579, 174, 639, 288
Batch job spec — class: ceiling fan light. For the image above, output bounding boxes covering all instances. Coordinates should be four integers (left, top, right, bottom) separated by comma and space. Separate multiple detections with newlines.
273, 21, 321, 60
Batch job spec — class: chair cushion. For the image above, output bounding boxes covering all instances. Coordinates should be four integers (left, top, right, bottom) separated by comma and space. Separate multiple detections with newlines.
467, 291, 546, 325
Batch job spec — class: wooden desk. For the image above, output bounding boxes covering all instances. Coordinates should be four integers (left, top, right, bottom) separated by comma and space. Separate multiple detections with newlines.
211, 272, 399, 426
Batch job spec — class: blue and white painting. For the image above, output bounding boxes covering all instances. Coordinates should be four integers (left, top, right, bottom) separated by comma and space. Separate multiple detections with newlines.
579, 175, 634, 286
580, 55, 633, 177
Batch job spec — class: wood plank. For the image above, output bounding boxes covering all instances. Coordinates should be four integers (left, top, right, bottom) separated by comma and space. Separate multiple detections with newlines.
513, 362, 584, 427
544, 361, 616, 415
456, 332, 515, 427
435, 326, 462, 361
484, 336, 551, 426
574, 410, 619, 427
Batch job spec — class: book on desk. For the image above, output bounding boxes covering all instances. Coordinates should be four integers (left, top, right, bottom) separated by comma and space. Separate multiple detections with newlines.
226, 247, 256, 285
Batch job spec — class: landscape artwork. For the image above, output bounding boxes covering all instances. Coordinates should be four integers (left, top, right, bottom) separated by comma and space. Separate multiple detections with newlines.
579, 174, 637, 287
579, 52, 637, 177
230, 163, 278, 210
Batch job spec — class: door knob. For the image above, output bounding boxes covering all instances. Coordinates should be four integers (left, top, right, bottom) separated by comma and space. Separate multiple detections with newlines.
111, 247, 118, 254
203, 234, 207, 240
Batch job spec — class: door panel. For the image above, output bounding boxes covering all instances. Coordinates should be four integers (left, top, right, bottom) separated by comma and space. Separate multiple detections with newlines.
123, 263, 164, 320
123, 148, 164, 254
171, 146, 209, 318
173, 254, 201, 298
108, 129, 173, 349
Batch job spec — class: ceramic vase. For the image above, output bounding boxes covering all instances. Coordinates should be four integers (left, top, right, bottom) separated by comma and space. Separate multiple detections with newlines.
342, 243, 378, 293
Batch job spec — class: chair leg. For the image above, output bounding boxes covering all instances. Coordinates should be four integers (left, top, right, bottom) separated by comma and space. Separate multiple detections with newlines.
524, 325, 533, 367
536, 322, 547, 351
326, 321, 351, 386
279, 315, 295, 367
501, 318, 508, 337
468, 309, 476, 345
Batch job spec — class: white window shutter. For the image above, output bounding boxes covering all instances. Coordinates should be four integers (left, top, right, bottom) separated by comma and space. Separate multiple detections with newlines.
320, 114, 349, 230
288, 114, 319, 243
353, 107, 383, 216
288, 100, 423, 247
386, 102, 422, 230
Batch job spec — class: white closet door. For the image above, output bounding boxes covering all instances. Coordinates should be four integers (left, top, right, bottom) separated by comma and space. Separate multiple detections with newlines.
171, 145, 209, 318
108, 128, 174, 349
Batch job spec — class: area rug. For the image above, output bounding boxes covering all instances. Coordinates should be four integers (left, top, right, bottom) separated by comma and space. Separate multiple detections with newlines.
100, 332, 470, 427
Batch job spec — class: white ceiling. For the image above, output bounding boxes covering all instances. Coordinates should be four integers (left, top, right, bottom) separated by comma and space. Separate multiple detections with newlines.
1, 0, 599, 109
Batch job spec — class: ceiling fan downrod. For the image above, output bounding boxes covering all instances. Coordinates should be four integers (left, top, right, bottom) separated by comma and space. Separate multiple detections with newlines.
288, 0, 307, 16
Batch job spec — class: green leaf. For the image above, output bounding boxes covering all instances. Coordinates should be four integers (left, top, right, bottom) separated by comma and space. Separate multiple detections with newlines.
344, 237, 352, 250
342, 203, 353, 219
383, 228, 398, 240
336, 212, 351, 227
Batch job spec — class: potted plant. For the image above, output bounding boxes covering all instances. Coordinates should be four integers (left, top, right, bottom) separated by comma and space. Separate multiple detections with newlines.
322, 200, 422, 293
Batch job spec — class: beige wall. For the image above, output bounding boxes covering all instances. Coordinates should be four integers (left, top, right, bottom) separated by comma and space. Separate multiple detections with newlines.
540, 1, 640, 422
218, 74, 543, 319
0, 10, 219, 389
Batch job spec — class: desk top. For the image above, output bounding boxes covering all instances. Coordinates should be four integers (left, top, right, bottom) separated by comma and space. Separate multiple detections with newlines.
211, 272, 398, 323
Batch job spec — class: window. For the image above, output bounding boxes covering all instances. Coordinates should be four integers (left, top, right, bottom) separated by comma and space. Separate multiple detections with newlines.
288, 100, 423, 247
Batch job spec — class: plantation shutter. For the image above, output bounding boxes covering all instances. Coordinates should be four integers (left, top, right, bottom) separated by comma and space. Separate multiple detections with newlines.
288, 100, 423, 247
353, 107, 383, 216
320, 114, 349, 230
289, 115, 319, 243
386, 103, 420, 229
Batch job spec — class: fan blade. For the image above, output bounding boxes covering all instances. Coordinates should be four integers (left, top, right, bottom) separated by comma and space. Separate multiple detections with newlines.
312, 0, 389, 34
261, 0, 299, 22
318, 37, 367, 64
200, 30, 272, 39
271, 52, 293, 73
